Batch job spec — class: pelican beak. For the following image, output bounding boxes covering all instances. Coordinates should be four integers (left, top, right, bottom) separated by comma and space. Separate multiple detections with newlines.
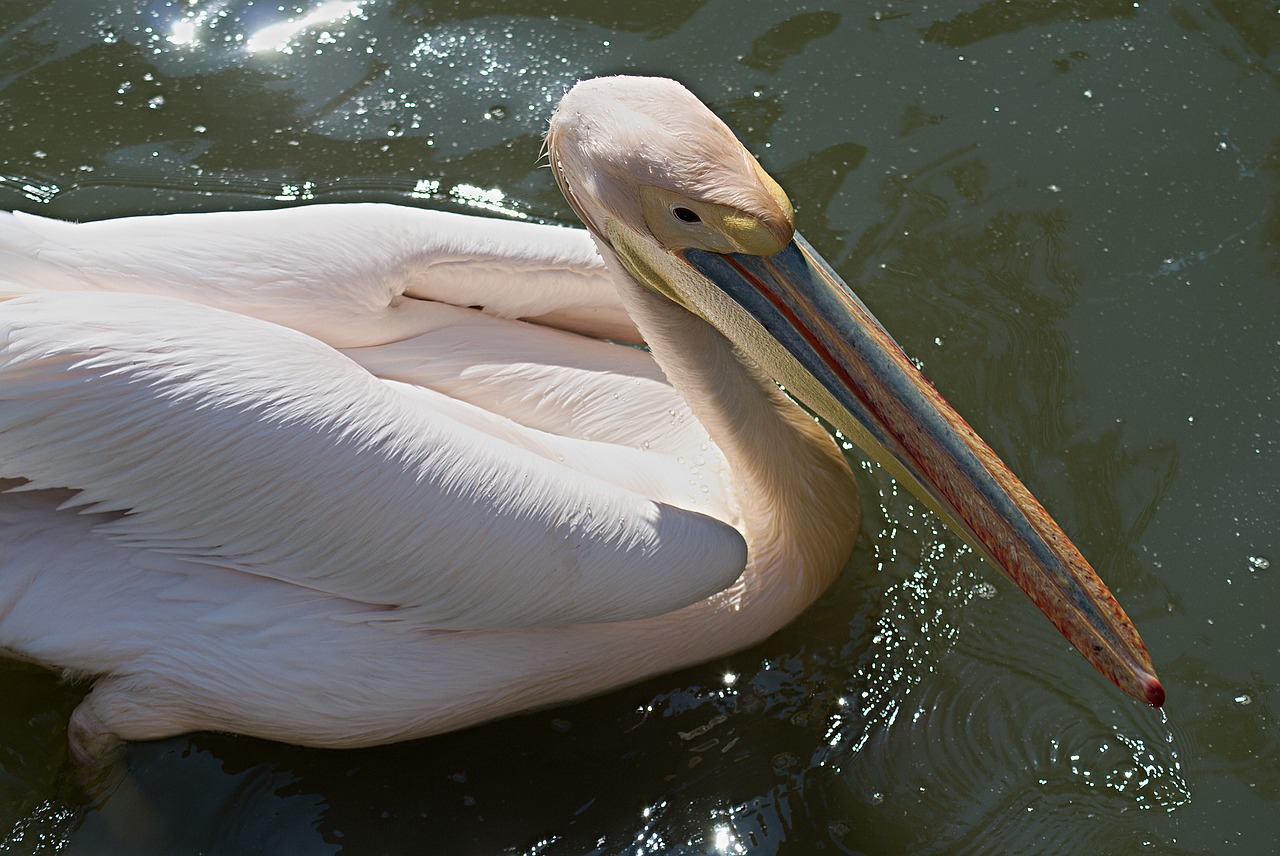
682, 235, 1164, 708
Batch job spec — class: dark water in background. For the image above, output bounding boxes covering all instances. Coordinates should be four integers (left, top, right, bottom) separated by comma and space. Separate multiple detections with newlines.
0, 1, 1276, 853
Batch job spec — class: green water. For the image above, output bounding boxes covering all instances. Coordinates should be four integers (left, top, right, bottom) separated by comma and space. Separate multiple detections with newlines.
1, 1, 1277, 853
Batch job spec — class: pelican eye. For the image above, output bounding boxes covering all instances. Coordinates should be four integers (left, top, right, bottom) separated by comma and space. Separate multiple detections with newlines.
672, 206, 701, 224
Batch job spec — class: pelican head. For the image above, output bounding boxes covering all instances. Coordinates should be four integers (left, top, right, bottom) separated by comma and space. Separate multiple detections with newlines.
547, 75, 793, 258
549, 76, 1163, 708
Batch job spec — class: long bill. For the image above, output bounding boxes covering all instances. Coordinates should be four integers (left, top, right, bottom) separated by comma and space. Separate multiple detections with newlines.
682, 235, 1164, 708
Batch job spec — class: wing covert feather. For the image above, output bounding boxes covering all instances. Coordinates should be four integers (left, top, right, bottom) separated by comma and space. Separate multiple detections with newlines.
0, 291, 746, 629
0, 205, 640, 346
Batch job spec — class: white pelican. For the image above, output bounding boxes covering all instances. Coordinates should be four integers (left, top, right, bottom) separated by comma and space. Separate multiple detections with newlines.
0, 76, 1162, 763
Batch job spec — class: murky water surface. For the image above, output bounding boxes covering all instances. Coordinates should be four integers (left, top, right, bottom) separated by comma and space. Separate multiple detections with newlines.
1, 1, 1277, 853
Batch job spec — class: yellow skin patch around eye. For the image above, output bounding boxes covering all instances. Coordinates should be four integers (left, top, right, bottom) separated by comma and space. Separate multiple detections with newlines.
639, 161, 794, 258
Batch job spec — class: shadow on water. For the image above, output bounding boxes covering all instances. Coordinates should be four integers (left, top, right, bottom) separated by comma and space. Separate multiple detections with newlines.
741, 11, 841, 74
921, 0, 1140, 49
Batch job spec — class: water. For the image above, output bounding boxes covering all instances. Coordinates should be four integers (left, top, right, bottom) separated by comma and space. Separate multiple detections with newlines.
1, 1, 1277, 852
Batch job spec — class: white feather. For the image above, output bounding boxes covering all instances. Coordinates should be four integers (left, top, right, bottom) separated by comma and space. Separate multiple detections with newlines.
0, 204, 639, 344
0, 291, 744, 629
0, 79, 862, 757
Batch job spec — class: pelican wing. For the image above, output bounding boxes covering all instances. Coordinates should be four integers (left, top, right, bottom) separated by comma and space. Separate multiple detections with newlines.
341, 308, 713, 458
0, 291, 746, 629
0, 204, 641, 345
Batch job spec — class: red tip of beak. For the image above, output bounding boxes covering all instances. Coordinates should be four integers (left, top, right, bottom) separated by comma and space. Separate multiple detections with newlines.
1145, 677, 1166, 709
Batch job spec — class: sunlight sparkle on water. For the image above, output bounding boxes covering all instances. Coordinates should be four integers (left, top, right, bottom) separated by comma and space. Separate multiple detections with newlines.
160, 0, 366, 53
450, 184, 529, 219
168, 17, 198, 45
711, 823, 746, 854
411, 179, 442, 199
166, 0, 221, 48
0, 175, 59, 204
248, 0, 364, 52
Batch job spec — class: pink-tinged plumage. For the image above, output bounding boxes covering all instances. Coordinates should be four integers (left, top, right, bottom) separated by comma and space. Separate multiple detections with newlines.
0, 76, 1157, 763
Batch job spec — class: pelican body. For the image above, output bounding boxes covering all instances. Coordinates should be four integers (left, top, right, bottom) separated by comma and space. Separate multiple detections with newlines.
0, 77, 1160, 761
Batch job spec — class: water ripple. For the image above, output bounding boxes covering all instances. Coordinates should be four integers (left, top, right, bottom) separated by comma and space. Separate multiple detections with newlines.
835, 622, 1189, 854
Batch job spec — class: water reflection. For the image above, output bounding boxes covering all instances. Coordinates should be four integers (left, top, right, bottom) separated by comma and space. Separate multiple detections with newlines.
140, 0, 371, 56
245, 1, 366, 54
63, 745, 337, 854
741, 11, 840, 74
0, 0, 618, 219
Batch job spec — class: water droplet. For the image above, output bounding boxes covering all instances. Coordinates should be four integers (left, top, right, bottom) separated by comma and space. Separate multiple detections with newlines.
1234, 693, 1252, 706
972, 581, 997, 599
1247, 555, 1270, 572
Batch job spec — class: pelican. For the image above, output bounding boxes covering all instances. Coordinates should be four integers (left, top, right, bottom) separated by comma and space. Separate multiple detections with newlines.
0, 76, 1162, 763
